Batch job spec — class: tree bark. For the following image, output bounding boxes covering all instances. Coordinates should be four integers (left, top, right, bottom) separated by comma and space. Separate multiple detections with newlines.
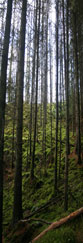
49, 23, 53, 163
0, 0, 13, 241
29, 2, 37, 159
54, 0, 59, 193
59, 37, 62, 179
64, 0, 69, 211
31, 0, 41, 179
13, 0, 27, 224
73, 12, 81, 164
43, 0, 48, 174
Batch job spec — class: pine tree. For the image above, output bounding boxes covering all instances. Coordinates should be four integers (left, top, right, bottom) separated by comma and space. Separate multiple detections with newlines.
54, 0, 59, 193
13, 0, 27, 224
31, 0, 41, 179
0, 0, 13, 240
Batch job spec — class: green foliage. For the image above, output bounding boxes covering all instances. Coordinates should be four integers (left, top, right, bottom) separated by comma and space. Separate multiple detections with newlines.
3, 103, 83, 242
3, 179, 14, 225
37, 227, 76, 243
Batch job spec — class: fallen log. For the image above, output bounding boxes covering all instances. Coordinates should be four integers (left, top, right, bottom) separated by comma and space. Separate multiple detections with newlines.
32, 207, 83, 242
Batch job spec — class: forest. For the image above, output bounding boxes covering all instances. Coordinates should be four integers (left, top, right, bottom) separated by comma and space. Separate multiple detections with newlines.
0, 0, 83, 242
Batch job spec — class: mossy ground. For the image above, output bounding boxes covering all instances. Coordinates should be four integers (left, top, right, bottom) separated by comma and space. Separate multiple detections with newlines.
3, 103, 83, 242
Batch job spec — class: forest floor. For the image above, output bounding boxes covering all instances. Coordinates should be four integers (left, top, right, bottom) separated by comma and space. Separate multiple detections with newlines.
3, 149, 83, 243
3, 103, 83, 242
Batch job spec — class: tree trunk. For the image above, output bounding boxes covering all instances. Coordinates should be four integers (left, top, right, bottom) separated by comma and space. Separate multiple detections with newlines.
13, 0, 27, 224
49, 23, 53, 163
43, 1, 48, 174
54, 0, 59, 193
73, 12, 81, 164
0, 0, 13, 241
59, 38, 62, 179
29, 2, 37, 159
64, 0, 69, 211
31, 0, 41, 179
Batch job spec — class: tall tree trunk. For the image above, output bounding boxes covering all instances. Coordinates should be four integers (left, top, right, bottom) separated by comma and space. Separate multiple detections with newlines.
59, 38, 62, 180
64, 0, 69, 211
43, 1, 48, 174
0, 0, 13, 241
40, 0, 44, 128
54, 0, 59, 193
8, 2, 15, 103
13, 0, 27, 224
71, 57, 76, 136
31, 0, 41, 179
49, 21, 53, 163
73, 12, 81, 164
25, 22, 31, 103
29, 2, 37, 158
62, 0, 70, 155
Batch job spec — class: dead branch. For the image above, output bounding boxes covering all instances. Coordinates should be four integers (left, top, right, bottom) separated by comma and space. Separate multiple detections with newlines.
32, 207, 83, 242
21, 218, 52, 225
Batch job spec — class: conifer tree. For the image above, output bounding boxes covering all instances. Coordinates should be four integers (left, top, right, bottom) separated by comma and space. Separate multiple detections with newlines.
13, 0, 27, 224
0, 0, 13, 240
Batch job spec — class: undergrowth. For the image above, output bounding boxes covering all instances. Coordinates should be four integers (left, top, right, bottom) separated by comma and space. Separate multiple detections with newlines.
3, 103, 83, 242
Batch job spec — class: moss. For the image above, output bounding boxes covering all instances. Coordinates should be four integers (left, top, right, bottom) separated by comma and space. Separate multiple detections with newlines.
36, 227, 76, 243
3, 103, 83, 241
